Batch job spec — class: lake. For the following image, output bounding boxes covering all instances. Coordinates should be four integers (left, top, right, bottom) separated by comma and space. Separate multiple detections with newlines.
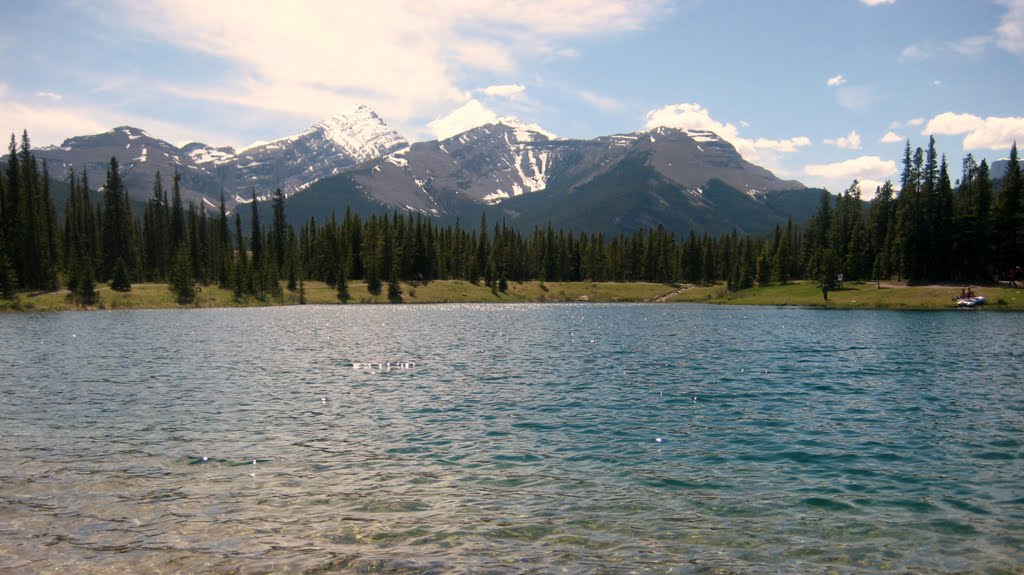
0, 303, 1021, 574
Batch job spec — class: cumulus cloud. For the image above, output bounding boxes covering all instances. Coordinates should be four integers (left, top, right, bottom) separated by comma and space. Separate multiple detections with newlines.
826, 74, 846, 87
860, 0, 895, 5
855, 179, 890, 200
804, 156, 897, 181
115, 0, 665, 133
880, 131, 903, 144
426, 99, 499, 140
577, 89, 619, 111
643, 102, 810, 167
480, 84, 527, 99
824, 130, 862, 150
923, 111, 1024, 150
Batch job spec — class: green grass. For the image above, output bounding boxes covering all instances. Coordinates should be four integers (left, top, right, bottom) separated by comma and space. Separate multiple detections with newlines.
1, 279, 1021, 312
667, 280, 1024, 310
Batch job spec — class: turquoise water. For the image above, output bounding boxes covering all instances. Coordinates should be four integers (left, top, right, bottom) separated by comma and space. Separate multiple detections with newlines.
0, 304, 1021, 573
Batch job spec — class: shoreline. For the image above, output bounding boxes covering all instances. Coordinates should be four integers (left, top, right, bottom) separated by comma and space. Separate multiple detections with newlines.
2, 280, 1022, 313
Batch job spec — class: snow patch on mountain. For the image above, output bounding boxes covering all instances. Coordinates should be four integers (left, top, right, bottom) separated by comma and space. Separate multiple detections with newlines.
683, 129, 720, 143
497, 117, 557, 142
315, 105, 408, 162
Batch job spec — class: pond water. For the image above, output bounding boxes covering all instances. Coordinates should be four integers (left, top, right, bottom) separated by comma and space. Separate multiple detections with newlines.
0, 304, 1021, 574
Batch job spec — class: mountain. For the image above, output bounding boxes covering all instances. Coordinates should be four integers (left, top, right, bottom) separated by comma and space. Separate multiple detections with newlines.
291, 121, 818, 236
25, 107, 820, 237
31, 105, 407, 207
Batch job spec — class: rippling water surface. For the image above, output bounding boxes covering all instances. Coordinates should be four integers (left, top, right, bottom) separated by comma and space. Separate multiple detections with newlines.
1, 304, 1021, 574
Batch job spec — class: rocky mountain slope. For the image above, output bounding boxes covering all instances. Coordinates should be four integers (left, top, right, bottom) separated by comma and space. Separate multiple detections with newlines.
27, 105, 820, 236
32, 105, 407, 206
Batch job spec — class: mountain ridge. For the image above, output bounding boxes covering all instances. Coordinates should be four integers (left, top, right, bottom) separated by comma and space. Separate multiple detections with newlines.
24, 104, 819, 237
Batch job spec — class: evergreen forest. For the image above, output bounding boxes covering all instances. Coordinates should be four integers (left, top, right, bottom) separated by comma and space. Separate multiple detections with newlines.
1, 130, 1022, 306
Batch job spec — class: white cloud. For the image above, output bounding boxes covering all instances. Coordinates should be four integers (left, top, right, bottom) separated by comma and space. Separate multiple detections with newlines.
948, 35, 992, 57
899, 43, 930, 62
824, 130, 862, 150
804, 156, 897, 181
836, 86, 874, 111
880, 131, 903, 144
0, 98, 234, 149
997, 0, 1024, 54
855, 179, 889, 201
923, 111, 1024, 150
860, 0, 895, 5
114, 1, 665, 133
826, 74, 846, 87
480, 84, 527, 99
577, 89, 619, 111
35, 91, 63, 102
752, 136, 813, 153
643, 102, 810, 167
932, 79, 943, 87
427, 99, 499, 140
888, 117, 924, 130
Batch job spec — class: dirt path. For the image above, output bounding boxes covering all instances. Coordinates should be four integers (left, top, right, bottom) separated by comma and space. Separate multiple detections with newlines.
652, 285, 694, 302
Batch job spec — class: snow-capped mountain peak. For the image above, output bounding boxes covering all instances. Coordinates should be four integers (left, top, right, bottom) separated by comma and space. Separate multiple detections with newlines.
313, 105, 408, 162
496, 117, 557, 143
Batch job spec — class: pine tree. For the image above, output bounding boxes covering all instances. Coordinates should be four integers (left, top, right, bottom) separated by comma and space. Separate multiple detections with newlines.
110, 256, 131, 292
100, 157, 136, 282
0, 232, 16, 299
217, 192, 231, 288
337, 262, 349, 302
387, 259, 402, 301
233, 213, 247, 300
170, 171, 185, 253
271, 187, 286, 276
170, 245, 196, 304
75, 255, 98, 305
995, 142, 1022, 277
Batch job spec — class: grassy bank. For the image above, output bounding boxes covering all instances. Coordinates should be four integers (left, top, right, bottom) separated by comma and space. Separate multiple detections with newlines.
668, 280, 1024, 310
1, 279, 1021, 312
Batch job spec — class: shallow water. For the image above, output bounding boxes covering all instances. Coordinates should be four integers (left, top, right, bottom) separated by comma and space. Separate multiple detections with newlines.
0, 303, 1021, 573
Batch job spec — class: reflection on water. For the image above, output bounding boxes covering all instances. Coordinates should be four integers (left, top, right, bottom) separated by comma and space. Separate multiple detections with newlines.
0, 304, 1021, 573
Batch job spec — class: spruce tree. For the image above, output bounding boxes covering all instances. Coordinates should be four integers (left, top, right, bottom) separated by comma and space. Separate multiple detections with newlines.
996, 143, 1022, 276
337, 263, 349, 302
75, 256, 98, 306
0, 232, 16, 300
100, 157, 136, 282
271, 188, 286, 275
387, 259, 402, 301
233, 213, 247, 300
110, 256, 131, 292
217, 192, 231, 287
170, 245, 196, 304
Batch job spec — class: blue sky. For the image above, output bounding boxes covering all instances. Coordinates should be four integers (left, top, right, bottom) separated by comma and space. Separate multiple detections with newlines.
1, 0, 1022, 197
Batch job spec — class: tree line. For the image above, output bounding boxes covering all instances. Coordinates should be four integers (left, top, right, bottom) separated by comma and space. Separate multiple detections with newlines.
1, 129, 1021, 304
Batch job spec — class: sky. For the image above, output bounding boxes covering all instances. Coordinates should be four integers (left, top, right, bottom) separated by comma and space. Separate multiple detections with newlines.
1, 0, 1023, 198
